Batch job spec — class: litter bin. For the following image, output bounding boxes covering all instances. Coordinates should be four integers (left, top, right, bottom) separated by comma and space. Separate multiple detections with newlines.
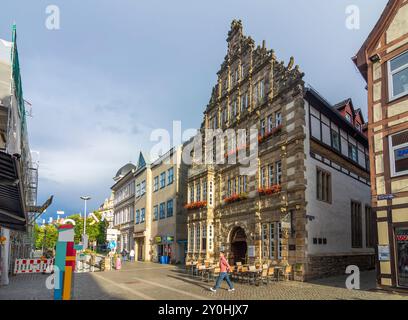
166, 256, 170, 264
159, 256, 165, 264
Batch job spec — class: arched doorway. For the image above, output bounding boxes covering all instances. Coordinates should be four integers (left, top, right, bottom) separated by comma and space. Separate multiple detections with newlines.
230, 227, 247, 264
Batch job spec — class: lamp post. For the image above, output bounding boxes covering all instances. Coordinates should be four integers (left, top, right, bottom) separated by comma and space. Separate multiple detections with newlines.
80, 196, 91, 246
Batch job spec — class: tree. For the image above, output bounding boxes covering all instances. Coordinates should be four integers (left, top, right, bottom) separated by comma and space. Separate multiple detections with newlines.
33, 223, 58, 250
33, 211, 108, 251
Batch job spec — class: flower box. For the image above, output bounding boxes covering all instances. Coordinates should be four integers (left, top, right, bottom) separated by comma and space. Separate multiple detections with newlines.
184, 201, 207, 210
258, 184, 282, 195
224, 144, 248, 159
224, 193, 248, 204
258, 125, 283, 143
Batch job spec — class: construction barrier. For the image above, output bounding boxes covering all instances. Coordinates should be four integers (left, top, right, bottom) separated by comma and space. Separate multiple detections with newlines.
14, 258, 54, 274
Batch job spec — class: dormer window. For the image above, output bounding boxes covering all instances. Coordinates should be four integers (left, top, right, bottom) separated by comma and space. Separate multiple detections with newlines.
345, 113, 352, 123
355, 123, 361, 132
389, 51, 408, 101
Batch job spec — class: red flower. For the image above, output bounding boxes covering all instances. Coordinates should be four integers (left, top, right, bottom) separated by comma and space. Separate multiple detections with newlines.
258, 184, 281, 196
184, 201, 208, 210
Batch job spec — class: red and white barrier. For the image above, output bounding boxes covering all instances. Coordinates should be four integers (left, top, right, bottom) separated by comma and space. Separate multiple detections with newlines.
14, 258, 54, 274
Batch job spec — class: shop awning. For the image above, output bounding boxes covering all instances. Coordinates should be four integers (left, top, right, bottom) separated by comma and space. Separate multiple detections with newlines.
0, 151, 27, 231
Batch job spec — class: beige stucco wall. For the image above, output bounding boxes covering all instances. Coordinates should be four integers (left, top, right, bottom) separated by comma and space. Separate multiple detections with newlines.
386, 3, 408, 43
377, 221, 389, 245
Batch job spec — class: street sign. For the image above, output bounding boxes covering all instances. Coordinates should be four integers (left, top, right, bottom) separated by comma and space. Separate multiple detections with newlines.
378, 245, 390, 261
377, 194, 394, 201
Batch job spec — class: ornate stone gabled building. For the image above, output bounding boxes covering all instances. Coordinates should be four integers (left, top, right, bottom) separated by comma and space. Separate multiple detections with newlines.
186, 20, 374, 280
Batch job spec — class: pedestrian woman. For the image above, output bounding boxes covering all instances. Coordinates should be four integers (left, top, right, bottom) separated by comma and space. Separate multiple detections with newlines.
129, 249, 135, 262
210, 251, 235, 292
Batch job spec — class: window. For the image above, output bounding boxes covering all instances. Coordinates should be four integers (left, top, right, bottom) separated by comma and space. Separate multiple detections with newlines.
241, 93, 248, 111
245, 92, 249, 109
268, 164, 274, 187
261, 167, 267, 188
201, 223, 207, 251
348, 144, 358, 162
242, 176, 247, 193
196, 183, 201, 201
390, 130, 408, 177
160, 172, 166, 188
259, 80, 265, 100
167, 168, 174, 185
189, 227, 194, 253
345, 113, 352, 123
159, 202, 165, 219
268, 115, 274, 132
227, 178, 232, 197
166, 200, 173, 217
208, 225, 213, 251
277, 222, 282, 260
276, 161, 282, 185
262, 224, 268, 258
233, 100, 237, 117
141, 180, 146, 195
260, 119, 266, 136
275, 112, 282, 127
355, 123, 361, 132
153, 205, 158, 221
136, 209, 140, 224
351, 201, 362, 248
269, 223, 275, 260
140, 208, 145, 223
203, 179, 207, 200
190, 185, 194, 203
196, 224, 200, 252
136, 183, 141, 197
153, 176, 159, 192
331, 129, 340, 151
316, 167, 331, 203
365, 206, 375, 248
389, 51, 408, 100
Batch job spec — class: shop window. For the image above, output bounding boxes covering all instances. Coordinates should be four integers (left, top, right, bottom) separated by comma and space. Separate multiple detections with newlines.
396, 227, 408, 287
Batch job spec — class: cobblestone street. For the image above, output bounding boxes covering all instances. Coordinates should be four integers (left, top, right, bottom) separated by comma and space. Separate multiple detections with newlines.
1, 261, 407, 300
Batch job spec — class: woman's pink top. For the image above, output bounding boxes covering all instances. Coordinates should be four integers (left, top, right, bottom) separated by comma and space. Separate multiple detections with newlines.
219, 256, 230, 273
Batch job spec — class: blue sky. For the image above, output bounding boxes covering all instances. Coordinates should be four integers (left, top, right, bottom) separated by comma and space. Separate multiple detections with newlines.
0, 0, 388, 221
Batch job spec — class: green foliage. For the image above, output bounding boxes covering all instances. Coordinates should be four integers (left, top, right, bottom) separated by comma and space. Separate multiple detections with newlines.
33, 223, 58, 250
34, 211, 109, 250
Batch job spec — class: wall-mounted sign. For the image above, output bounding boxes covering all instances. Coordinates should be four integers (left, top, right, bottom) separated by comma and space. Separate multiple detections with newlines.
155, 236, 162, 243
248, 245, 255, 258
378, 245, 390, 261
165, 236, 174, 243
377, 194, 394, 201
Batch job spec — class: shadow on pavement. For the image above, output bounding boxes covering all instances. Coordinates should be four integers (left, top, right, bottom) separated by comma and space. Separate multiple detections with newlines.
0, 271, 125, 300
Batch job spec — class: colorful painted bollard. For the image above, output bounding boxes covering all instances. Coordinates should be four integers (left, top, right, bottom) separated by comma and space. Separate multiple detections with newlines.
54, 224, 77, 300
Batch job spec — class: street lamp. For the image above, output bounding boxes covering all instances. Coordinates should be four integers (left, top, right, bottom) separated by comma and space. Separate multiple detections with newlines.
80, 196, 91, 247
